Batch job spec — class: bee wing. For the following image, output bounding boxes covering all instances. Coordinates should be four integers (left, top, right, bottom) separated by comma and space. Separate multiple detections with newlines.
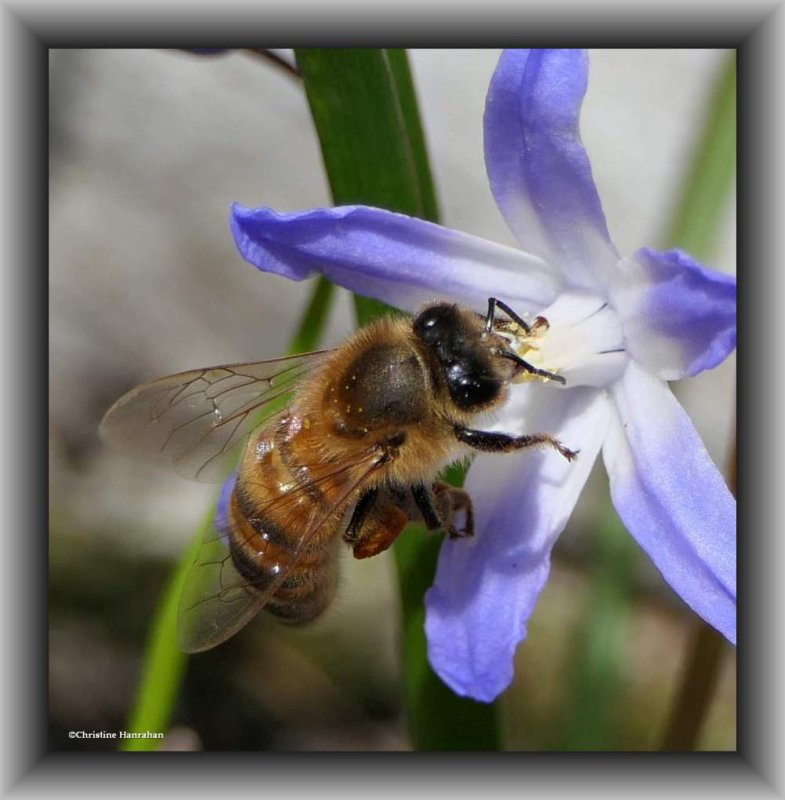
177, 488, 269, 653
99, 350, 331, 482
177, 447, 386, 653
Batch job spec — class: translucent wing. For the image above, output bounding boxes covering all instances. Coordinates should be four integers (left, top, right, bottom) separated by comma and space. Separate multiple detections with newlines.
177, 476, 269, 651
99, 351, 330, 482
178, 447, 387, 653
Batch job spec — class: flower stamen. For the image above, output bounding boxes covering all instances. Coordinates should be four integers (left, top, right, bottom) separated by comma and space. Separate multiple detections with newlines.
502, 292, 628, 388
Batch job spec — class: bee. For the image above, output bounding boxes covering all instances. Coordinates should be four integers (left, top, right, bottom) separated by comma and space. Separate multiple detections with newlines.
100, 297, 577, 653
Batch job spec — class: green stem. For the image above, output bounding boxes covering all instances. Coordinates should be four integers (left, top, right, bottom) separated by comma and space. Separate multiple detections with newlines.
665, 53, 737, 256
287, 276, 335, 355
296, 47, 499, 749
660, 623, 728, 750
120, 532, 202, 751
393, 465, 499, 749
558, 517, 634, 750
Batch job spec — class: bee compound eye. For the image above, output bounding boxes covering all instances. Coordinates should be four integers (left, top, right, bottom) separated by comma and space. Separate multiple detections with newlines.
446, 362, 501, 409
414, 304, 456, 344
419, 312, 441, 334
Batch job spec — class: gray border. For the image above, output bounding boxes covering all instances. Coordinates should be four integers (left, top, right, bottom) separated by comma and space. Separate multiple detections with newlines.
5, 2, 779, 795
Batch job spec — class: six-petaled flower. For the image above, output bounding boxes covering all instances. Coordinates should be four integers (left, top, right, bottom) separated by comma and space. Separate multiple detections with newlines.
229, 49, 736, 702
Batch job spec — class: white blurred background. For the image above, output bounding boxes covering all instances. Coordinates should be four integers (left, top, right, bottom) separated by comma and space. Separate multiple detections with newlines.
49, 49, 735, 750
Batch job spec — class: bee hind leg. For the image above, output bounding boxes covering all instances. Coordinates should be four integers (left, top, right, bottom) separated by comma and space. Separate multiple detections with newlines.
411, 481, 474, 540
410, 483, 443, 530
346, 481, 476, 559
344, 487, 409, 560
431, 481, 474, 539
344, 488, 379, 544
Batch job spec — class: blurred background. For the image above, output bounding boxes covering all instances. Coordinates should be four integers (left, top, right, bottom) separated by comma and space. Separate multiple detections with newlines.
48, 48, 736, 751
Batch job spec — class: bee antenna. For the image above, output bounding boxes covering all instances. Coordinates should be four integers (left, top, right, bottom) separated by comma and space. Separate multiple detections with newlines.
498, 350, 566, 385
485, 297, 531, 335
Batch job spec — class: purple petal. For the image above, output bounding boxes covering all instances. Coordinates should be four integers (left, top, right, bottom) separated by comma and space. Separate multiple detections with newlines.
603, 361, 735, 643
215, 472, 237, 538
425, 385, 610, 702
231, 203, 559, 314
484, 49, 618, 289
611, 248, 736, 380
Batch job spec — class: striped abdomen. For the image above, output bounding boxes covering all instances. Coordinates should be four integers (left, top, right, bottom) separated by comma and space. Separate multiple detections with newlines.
227, 415, 352, 624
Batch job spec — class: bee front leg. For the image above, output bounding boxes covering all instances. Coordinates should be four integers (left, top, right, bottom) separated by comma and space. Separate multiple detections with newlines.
453, 425, 578, 461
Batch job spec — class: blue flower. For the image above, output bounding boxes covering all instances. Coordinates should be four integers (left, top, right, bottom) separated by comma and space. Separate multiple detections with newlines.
229, 49, 736, 702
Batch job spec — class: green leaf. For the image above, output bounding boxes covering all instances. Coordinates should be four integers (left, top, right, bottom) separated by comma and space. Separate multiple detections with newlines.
297, 48, 436, 216
121, 248, 337, 751
296, 47, 499, 749
665, 53, 736, 259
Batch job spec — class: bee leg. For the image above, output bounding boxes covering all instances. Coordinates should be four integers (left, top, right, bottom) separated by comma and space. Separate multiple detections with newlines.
453, 425, 579, 462
344, 488, 379, 544
431, 481, 474, 539
410, 482, 443, 531
411, 482, 474, 540
345, 488, 408, 560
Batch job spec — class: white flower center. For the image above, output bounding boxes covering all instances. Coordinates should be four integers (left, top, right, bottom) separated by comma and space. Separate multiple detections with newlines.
505, 290, 628, 389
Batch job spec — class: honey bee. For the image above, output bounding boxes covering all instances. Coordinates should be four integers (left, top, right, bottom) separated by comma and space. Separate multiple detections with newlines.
100, 297, 577, 653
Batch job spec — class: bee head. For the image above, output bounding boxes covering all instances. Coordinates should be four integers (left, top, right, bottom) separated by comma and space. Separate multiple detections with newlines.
413, 303, 512, 411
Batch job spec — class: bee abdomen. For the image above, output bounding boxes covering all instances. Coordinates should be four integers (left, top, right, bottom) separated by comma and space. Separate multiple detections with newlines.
228, 487, 338, 624
266, 550, 339, 624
